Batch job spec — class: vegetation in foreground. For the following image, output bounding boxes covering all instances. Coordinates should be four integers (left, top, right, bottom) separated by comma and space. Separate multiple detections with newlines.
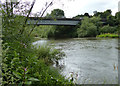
1, 1, 73, 85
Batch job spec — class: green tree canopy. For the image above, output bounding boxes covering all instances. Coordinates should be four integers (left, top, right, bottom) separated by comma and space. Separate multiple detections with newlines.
72, 14, 84, 19
77, 17, 97, 37
101, 9, 112, 18
106, 15, 116, 26
93, 9, 112, 19
115, 12, 120, 25
84, 13, 90, 17
99, 25, 117, 33
47, 9, 65, 18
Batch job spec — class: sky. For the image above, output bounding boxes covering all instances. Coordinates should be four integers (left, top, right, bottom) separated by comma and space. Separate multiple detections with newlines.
1, 0, 120, 18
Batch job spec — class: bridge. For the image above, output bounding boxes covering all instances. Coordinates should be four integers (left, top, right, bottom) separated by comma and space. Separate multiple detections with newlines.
27, 17, 82, 26
27, 17, 107, 26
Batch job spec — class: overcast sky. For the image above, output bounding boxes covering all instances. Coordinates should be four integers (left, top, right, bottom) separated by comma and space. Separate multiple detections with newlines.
1, 0, 120, 18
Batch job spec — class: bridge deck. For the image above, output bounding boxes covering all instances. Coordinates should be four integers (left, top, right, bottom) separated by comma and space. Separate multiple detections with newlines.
27, 17, 106, 26
27, 17, 81, 25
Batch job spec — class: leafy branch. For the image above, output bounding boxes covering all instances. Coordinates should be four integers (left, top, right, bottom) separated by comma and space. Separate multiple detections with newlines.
28, 1, 53, 36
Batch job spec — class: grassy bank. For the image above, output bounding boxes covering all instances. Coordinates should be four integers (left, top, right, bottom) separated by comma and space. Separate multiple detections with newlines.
96, 33, 119, 38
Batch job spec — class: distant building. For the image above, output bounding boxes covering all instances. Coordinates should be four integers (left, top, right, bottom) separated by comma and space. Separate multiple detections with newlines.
93, 11, 97, 15
118, 1, 120, 11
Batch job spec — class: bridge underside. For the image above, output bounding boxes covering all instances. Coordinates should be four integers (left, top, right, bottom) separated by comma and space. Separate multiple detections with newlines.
27, 19, 80, 26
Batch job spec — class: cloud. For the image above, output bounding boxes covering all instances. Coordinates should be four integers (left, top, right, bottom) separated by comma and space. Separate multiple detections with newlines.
1, 0, 119, 17
57, 0, 119, 17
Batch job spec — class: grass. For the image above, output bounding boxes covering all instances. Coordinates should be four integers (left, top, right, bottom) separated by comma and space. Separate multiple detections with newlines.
96, 33, 119, 38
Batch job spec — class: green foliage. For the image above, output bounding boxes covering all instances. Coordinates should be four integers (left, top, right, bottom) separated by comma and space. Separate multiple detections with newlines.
115, 12, 120, 25
29, 59, 73, 85
34, 44, 65, 65
106, 15, 116, 26
1, 2, 72, 86
115, 12, 120, 20
118, 26, 120, 35
90, 16, 102, 31
44, 9, 78, 38
46, 9, 65, 18
94, 9, 112, 19
72, 14, 84, 19
96, 33, 119, 38
2, 46, 71, 85
51, 26, 76, 38
32, 25, 76, 38
33, 8, 76, 38
90, 16, 101, 24
77, 17, 97, 37
101, 9, 112, 18
31, 25, 55, 38
84, 13, 90, 17
99, 25, 117, 34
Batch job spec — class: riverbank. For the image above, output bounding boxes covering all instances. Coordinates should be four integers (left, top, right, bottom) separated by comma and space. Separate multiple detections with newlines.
33, 37, 48, 42
34, 36, 119, 42
96, 33, 119, 38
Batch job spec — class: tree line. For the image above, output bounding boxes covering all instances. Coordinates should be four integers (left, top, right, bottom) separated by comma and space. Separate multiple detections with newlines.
33, 9, 120, 38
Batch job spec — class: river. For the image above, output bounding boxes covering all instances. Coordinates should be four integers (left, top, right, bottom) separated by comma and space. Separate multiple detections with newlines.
33, 38, 118, 84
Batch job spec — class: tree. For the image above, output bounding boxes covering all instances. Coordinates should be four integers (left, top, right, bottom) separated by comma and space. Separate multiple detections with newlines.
94, 9, 112, 19
101, 9, 112, 19
77, 17, 97, 37
90, 16, 101, 27
99, 25, 117, 34
115, 12, 120, 19
93, 12, 102, 17
45, 9, 76, 38
106, 15, 116, 26
72, 14, 84, 19
115, 12, 120, 25
84, 13, 90, 17
49, 9, 65, 18
45, 9, 65, 18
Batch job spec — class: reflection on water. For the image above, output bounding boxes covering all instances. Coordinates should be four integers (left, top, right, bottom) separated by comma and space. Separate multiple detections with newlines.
34, 38, 118, 84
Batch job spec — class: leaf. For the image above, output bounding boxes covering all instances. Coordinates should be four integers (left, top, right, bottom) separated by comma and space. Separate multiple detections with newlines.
28, 77, 39, 81
13, 71, 22, 79
25, 81, 32, 84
